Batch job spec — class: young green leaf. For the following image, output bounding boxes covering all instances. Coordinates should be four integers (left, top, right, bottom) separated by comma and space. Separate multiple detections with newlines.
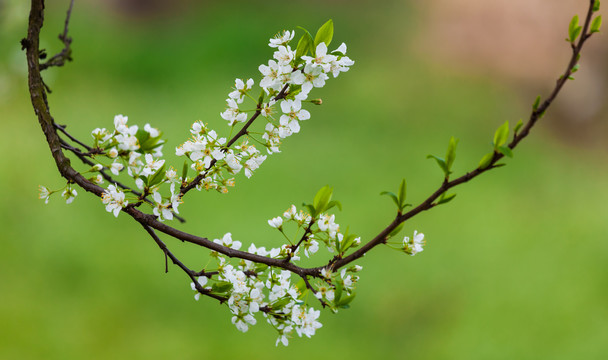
497, 145, 513, 158
341, 233, 359, 251
493, 121, 509, 149
271, 297, 293, 309
326, 200, 342, 212
532, 95, 541, 111
445, 136, 459, 174
181, 160, 189, 181
314, 19, 334, 48
313, 185, 333, 213
380, 191, 400, 209
593, 0, 601, 12
437, 193, 456, 205
387, 222, 405, 239
303, 203, 317, 218
591, 15, 602, 33
212, 281, 233, 293
568, 15, 581, 42
479, 152, 494, 170
148, 165, 166, 187
514, 119, 524, 136
295, 32, 314, 59
398, 178, 407, 210
427, 155, 449, 177
333, 281, 343, 304
336, 293, 356, 308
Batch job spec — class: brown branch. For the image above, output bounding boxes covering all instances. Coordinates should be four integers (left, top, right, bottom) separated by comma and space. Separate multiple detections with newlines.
26, 0, 599, 303
324, 0, 599, 271
39, 0, 74, 71
142, 224, 227, 303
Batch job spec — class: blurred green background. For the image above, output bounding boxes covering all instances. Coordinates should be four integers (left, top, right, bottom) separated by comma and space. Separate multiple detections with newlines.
1, 0, 607, 359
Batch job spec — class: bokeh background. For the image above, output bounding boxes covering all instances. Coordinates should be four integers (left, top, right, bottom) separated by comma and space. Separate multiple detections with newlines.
1, 0, 607, 359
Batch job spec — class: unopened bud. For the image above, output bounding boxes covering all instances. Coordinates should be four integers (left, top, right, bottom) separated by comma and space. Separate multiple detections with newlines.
310, 98, 323, 105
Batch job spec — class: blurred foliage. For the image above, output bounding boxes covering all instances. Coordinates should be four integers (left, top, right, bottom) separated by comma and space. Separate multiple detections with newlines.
0, 0, 607, 359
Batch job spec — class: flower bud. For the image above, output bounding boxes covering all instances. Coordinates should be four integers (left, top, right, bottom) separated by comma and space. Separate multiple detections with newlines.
310, 98, 323, 105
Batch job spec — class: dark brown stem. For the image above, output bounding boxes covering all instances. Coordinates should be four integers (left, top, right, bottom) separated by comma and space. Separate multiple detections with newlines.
142, 224, 227, 303
26, 0, 598, 299
39, 0, 73, 71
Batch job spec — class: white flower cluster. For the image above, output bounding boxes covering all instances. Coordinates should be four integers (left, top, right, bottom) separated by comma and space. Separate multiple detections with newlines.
174, 28, 354, 193
190, 232, 322, 346
85, 115, 184, 219
43, 26, 354, 217
403, 231, 425, 255
176, 121, 268, 192
188, 199, 365, 345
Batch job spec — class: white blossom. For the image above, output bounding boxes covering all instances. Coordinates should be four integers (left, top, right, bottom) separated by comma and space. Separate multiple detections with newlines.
403, 230, 425, 255
268, 216, 283, 229
268, 30, 294, 48
38, 185, 51, 204
62, 187, 77, 204
301, 42, 337, 72
213, 232, 242, 250
291, 305, 322, 338
228, 78, 254, 104
101, 184, 127, 217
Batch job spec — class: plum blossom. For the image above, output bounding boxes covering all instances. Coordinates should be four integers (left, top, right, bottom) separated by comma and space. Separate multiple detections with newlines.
290, 64, 328, 94
62, 186, 77, 204
301, 42, 337, 72
268, 216, 283, 229
152, 191, 173, 221
291, 305, 322, 338
268, 30, 294, 48
101, 184, 127, 217
228, 78, 254, 104
213, 232, 242, 250
403, 230, 425, 255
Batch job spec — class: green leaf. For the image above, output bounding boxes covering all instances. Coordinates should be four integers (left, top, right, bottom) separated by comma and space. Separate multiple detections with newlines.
336, 293, 356, 308
572, 26, 583, 43
334, 281, 343, 304
514, 119, 524, 135
295, 278, 307, 295
591, 15, 602, 33
387, 223, 405, 239
326, 200, 342, 212
313, 185, 333, 214
295, 31, 314, 59
380, 191, 400, 209
257, 88, 266, 105
212, 281, 233, 293
398, 178, 407, 210
445, 136, 459, 174
302, 203, 317, 218
341, 233, 359, 251
181, 160, 189, 181
532, 95, 541, 111
568, 15, 580, 42
314, 19, 334, 48
437, 193, 456, 205
593, 0, 600, 12
478, 152, 494, 170
271, 297, 292, 309
493, 121, 509, 148
148, 165, 166, 187
427, 155, 449, 177
497, 145, 513, 158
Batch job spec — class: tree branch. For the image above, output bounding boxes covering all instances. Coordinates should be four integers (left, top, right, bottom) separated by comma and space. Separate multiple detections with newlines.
26, 0, 599, 307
